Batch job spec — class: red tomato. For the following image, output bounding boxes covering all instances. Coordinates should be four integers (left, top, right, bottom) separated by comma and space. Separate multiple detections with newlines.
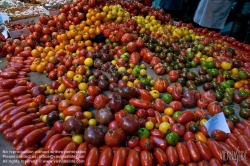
98, 147, 114, 166
127, 136, 139, 149
74, 142, 89, 165
196, 140, 213, 161
139, 138, 154, 150
153, 147, 168, 165
140, 150, 154, 166
126, 149, 140, 166
169, 101, 183, 111
112, 147, 130, 166
169, 70, 179, 82
206, 139, 225, 163
186, 140, 201, 162
166, 146, 178, 165
211, 130, 228, 141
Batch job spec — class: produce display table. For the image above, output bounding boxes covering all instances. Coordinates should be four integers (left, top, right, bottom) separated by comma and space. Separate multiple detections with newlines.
0, 0, 250, 165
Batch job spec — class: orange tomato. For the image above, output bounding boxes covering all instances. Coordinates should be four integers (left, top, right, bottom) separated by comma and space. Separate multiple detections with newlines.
64, 88, 76, 99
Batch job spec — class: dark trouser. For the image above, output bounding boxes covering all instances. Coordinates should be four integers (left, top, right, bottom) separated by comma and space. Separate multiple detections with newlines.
164, 9, 182, 21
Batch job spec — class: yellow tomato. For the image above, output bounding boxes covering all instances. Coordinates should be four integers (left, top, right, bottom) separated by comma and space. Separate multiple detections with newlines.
199, 119, 207, 126
195, 131, 207, 143
159, 122, 171, 134
127, 81, 134, 87
221, 61, 232, 71
66, 71, 75, 79
149, 90, 160, 99
231, 68, 238, 75
41, 115, 47, 123
145, 121, 154, 130
140, 69, 147, 76
59, 112, 65, 120
73, 74, 83, 82
164, 108, 174, 116
84, 58, 93, 67
65, 116, 74, 121
234, 81, 243, 89
58, 83, 66, 93
78, 83, 88, 91
83, 111, 92, 119
72, 134, 83, 144
88, 119, 96, 126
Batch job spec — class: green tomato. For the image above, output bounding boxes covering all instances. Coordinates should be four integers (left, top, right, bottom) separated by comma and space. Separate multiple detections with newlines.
120, 53, 130, 61
206, 61, 215, 69
165, 132, 180, 146
105, 38, 111, 44
124, 104, 135, 114
197, 44, 204, 51
187, 52, 195, 59
201, 60, 207, 67
190, 61, 197, 68
138, 127, 150, 139
223, 71, 231, 76
238, 90, 249, 98
225, 88, 234, 94
88, 75, 96, 80
222, 106, 235, 118
220, 81, 231, 89
172, 111, 182, 121
226, 80, 235, 87
112, 42, 119, 47
140, 78, 150, 86
162, 93, 173, 104
193, 40, 199, 45
210, 68, 219, 77
122, 46, 127, 51
238, 71, 248, 79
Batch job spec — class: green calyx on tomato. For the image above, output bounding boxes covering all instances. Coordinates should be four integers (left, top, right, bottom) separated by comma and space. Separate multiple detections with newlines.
124, 104, 136, 114
138, 127, 150, 139
238, 90, 249, 98
120, 52, 130, 61
238, 71, 248, 79
162, 93, 173, 104
172, 111, 182, 121
165, 132, 180, 146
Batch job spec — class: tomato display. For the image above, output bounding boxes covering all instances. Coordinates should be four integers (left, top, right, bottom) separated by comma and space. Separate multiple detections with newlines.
1, 0, 250, 165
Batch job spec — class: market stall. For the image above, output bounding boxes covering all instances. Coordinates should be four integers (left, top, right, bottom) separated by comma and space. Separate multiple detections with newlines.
0, 0, 250, 165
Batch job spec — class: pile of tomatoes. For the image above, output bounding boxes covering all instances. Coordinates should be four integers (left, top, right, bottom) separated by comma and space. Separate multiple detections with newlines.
0, 0, 250, 165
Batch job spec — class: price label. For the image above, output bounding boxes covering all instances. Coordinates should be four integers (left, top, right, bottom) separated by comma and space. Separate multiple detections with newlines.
204, 112, 231, 137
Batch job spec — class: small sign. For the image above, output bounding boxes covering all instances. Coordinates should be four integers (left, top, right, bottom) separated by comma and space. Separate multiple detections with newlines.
204, 112, 231, 137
